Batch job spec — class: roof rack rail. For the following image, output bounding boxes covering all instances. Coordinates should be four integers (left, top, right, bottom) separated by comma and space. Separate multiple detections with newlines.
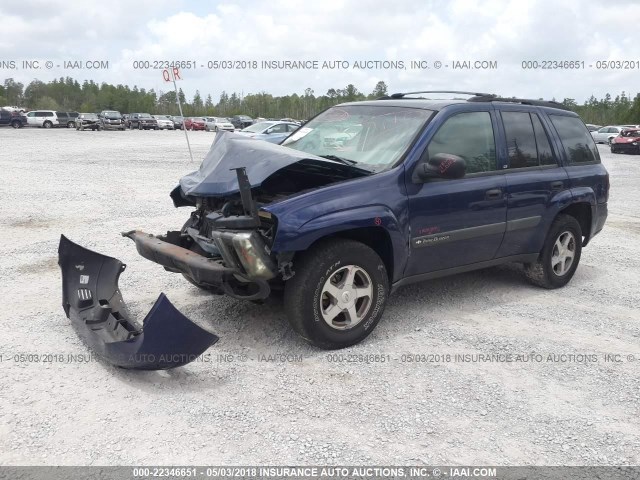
468, 95, 572, 111
379, 90, 494, 100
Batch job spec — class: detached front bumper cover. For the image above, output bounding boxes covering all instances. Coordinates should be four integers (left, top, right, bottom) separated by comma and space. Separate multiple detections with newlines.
58, 235, 219, 370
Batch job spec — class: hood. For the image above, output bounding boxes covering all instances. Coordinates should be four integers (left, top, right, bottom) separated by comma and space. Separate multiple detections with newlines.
178, 131, 370, 198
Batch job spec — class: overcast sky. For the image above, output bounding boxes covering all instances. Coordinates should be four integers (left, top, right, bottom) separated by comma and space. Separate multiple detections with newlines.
1, 0, 638, 104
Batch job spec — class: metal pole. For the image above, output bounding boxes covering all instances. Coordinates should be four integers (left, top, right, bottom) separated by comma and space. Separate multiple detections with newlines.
173, 74, 194, 163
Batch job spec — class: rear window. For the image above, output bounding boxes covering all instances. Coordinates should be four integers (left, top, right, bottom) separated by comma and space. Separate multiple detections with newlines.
549, 115, 600, 164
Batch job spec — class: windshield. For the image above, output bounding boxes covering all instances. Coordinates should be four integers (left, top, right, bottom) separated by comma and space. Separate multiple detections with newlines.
139, 113, 152, 118
282, 105, 433, 172
242, 122, 273, 133
104, 111, 120, 117
82, 114, 98, 119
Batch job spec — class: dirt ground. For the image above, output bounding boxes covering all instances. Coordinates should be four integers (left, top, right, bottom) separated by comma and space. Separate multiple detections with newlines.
0, 127, 638, 466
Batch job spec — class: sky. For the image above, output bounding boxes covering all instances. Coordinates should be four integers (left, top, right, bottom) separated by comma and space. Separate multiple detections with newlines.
0, 0, 638, 104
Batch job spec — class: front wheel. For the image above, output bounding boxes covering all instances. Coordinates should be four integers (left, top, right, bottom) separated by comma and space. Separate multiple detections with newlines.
525, 214, 582, 289
284, 239, 389, 349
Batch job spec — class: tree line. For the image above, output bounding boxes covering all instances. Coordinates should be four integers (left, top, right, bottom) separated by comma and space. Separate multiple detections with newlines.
1, 76, 639, 124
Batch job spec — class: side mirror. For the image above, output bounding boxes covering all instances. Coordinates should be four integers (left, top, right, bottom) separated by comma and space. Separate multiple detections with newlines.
412, 153, 466, 183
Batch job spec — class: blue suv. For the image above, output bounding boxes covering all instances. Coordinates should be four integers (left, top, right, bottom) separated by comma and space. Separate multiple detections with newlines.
59, 91, 609, 368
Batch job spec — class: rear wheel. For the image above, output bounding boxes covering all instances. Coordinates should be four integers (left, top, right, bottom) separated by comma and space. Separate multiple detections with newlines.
525, 214, 582, 289
11, 120, 21, 128
67, 121, 74, 128
284, 239, 389, 349
43, 121, 52, 128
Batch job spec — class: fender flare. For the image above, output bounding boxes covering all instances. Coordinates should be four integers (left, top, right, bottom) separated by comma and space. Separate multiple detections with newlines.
272, 205, 408, 282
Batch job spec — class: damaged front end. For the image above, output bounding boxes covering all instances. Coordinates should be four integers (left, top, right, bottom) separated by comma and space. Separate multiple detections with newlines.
58, 235, 219, 369
125, 133, 369, 301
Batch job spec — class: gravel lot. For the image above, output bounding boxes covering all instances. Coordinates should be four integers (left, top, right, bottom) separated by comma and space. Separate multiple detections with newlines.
0, 127, 638, 466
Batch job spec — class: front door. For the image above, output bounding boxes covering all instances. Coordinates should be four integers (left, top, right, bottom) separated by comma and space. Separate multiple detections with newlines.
404, 108, 507, 276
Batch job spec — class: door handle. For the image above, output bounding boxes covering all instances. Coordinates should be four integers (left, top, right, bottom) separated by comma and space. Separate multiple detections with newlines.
485, 188, 502, 200
550, 181, 564, 191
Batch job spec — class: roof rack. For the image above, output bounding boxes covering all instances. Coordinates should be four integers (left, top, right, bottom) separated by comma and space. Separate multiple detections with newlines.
377, 91, 571, 111
380, 90, 494, 99
468, 95, 571, 111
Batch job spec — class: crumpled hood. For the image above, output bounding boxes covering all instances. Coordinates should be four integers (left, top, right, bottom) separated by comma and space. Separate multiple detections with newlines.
178, 131, 352, 197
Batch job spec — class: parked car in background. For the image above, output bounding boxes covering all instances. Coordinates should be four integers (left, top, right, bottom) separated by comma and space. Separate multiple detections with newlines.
25, 110, 67, 128
280, 117, 301, 125
75, 113, 100, 131
230, 115, 254, 129
98, 110, 125, 130
127, 113, 158, 130
591, 125, 624, 144
153, 115, 175, 130
204, 117, 235, 132
237, 120, 299, 143
62, 111, 79, 128
0, 108, 27, 128
585, 123, 602, 132
610, 128, 640, 154
323, 125, 363, 148
171, 116, 184, 130
2, 106, 26, 114
184, 117, 206, 131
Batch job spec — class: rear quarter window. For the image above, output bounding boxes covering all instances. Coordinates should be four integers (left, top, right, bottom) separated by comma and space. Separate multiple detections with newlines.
549, 115, 600, 165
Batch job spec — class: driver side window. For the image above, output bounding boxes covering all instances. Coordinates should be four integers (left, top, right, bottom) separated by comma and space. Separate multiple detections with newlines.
427, 112, 497, 175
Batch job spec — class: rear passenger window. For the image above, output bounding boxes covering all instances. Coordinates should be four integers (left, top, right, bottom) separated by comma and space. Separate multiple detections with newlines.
549, 115, 600, 164
427, 112, 497, 174
502, 112, 538, 168
532, 114, 556, 166
502, 112, 558, 168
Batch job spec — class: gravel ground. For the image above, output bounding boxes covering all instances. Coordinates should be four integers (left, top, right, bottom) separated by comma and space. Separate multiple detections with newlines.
0, 127, 638, 466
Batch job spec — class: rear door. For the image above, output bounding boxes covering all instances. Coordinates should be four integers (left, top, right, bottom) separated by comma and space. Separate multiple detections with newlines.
404, 107, 507, 276
494, 107, 569, 258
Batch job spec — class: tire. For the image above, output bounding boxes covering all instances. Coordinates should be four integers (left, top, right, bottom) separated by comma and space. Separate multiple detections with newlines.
284, 239, 389, 349
11, 120, 21, 129
138, 123, 143, 130
608, 137, 614, 145
67, 121, 74, 128
214, 126, 219, 133
43, 121, 52, 129
611, 146, 616, 154
525, 214, 582, 289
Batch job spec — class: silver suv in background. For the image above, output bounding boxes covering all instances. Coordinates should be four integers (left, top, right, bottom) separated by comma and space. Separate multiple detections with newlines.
25, 110, 61, 128
98, 110, 125, 131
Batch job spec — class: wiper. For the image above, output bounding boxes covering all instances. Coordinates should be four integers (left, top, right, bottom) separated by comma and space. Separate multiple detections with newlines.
319, 154, 358, 165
